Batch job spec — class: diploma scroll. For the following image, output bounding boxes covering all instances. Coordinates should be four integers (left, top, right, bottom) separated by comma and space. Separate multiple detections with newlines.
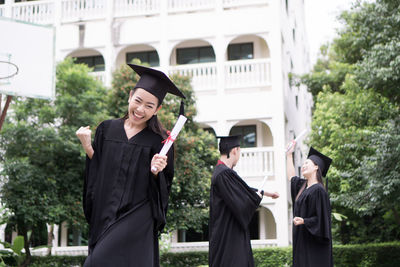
286, 129, 308, 153
151, 115, 187, 172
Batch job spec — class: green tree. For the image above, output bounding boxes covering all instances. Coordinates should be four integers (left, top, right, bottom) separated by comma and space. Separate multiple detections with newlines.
335, 0, 400, 102
0, 58, 107, 265
107, 60, 219, 234
300, 0, 400, 244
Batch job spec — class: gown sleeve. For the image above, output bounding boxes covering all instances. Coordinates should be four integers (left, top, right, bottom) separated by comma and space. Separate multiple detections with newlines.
215, 169, 262, 229
83, 121, 105, 223
303, 187, 331, 242
149, 145, 174, 233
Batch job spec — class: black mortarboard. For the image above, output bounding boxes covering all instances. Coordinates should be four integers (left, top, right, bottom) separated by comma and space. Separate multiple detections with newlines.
307, 147, 332, 177
128, 64, 186, 114
217, 135, 241, 158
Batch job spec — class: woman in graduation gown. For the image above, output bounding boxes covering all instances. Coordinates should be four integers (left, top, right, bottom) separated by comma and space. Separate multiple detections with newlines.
286, 141, 333, 267
76, 64, 185, 267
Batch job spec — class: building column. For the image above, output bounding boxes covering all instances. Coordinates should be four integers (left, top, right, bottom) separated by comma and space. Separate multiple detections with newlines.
4, 0, 14, 18
53, 0, 62, 62
259, 207, 267, 239
0, 224, 6, 248
159, 0, 169, 73
104, 0, 115, 87
215, 0, 228, 136
60, 222, 68, 247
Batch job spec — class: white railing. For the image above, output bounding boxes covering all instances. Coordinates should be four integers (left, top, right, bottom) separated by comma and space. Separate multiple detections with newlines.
169, 63, 217, 91
31, 246, 88, 256
61, 0, 106, 22
114, 0, 160, 17
235, 147, 274, 178
29, 239, 277, 255
225, 58, 271, 88
223, 0, 269, 8
11, 0, 54, 24
170, 239, 277, 252
167, 0, 214, 13
89, 71, 106, 83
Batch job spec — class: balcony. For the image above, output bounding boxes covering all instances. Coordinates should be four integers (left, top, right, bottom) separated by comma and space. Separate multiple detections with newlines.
114, 0, 160, 18
167, 0, 214, 13
235, 146, 274, 179
169, 63, 217, 92
10, 0, 54, 24
0, 0, 270, 24
61, 0, 106, 23
225, 59, 271, 89
168, 59, 270, 91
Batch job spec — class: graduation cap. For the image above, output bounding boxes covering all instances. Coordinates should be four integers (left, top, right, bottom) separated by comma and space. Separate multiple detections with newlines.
307, 147, 332, 177
217, 135, 241, 158
128, 64, 186, 115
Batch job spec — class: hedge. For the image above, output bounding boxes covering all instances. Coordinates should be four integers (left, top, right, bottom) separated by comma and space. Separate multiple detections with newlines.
1, 242, 399, 266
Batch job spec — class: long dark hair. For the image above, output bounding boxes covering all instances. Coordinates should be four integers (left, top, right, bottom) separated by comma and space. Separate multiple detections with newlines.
310, 159, 325, 188
122, 89, 168, 139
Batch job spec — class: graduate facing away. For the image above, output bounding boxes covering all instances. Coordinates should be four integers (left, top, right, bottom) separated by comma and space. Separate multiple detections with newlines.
286, 141, 333, 267
209, 135, 279, 267
76, 64, 185, 267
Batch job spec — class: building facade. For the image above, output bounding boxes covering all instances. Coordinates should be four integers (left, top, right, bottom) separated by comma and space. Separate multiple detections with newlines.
0, 0, 312, 255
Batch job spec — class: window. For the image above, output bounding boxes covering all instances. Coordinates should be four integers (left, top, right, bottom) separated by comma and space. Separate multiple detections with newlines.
178, 224, 209, 242
228, 42, 254, 61
229, 125, 257, 148
176, 46, 215, 65
74, 55, 105, 72
126, 51, 159, 67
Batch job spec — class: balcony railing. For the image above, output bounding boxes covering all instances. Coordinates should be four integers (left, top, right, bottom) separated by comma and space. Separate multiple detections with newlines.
225, 59, 271, 88
0, 0, 269, 24
223, 0, 269, 8
11, 0, 54, 24
61, 0, 106, 22
235, 146, 274, 178
169, 63, 217, 91
168, 59, 270, 92
168, 0, 214, 13
114, 0, 160, 18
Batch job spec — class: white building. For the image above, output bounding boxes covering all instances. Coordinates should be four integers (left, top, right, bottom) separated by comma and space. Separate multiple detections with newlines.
0, 0, 312, 255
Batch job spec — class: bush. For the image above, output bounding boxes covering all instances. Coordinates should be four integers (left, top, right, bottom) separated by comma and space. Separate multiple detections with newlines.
3, 242, 398, 266
253, 247, 292, 266
160, 251, 208, 267
29, 256, 86, 267
333, 242, 400, 267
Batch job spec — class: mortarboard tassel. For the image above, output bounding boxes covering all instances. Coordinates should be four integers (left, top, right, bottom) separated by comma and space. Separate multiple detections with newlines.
179, 100, 185, 116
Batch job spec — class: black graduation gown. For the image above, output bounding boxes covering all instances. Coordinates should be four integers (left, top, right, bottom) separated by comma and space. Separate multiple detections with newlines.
82, 119, 174, 267
291, 176, 333, 267
209, 163, 262, 267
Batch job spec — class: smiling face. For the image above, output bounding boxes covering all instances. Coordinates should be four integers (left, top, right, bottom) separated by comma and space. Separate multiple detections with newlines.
301, 159, 319, 179
127, 88, 161, 127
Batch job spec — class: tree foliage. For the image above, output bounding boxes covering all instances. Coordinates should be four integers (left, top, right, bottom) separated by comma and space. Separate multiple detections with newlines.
300, 0, 400, 244
0, 58, 107, 262
106, 60, 219, 233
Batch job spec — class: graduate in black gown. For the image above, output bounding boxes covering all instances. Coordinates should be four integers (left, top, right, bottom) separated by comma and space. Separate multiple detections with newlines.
209, 135, 279, 267
76, 64, 185, 267
286, 141, 333, 267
